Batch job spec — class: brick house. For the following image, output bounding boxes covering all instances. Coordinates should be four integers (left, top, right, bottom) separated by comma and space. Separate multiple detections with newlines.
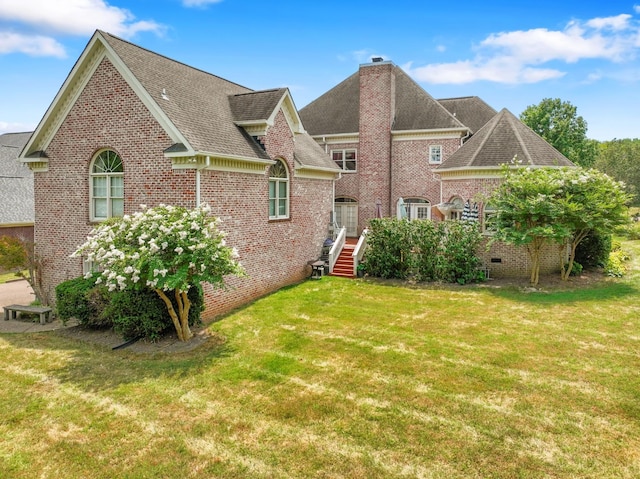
0, 132, 34, 243
300, 59, 574, 277
19, 31, 340, 313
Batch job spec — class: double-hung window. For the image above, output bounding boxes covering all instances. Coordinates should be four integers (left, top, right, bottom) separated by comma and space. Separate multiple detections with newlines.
90, 149, 124, 221
331, 149, 357, 172
429, 145, 442, 164
269, 160, 289, 219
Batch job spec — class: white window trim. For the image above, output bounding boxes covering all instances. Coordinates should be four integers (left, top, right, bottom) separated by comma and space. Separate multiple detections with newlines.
483, 204, 497, 235
331, 148, 357, 172
269, 160, 290, 220
429, 145, 442, 164
90, 149, 124, 222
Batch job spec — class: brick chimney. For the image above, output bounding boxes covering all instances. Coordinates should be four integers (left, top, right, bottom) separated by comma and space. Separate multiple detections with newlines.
358, 60, 395, 228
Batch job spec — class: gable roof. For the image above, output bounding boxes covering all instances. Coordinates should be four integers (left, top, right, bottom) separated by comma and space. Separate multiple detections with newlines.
437, 96, 497, 135
299, 63, 467, 136
21, 31, 337, 174
0, 132, 34, 225
438, 108, 574, 171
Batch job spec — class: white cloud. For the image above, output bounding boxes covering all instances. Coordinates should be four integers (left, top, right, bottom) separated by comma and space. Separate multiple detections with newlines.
406, 11, 640, 85
0, 31, 65, 57
0, 121, 36, 135
182, 0, 223, 6
0, 0, 165, 56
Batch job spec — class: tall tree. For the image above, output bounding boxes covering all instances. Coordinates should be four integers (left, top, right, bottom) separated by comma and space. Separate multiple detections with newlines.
520, 98, 597, 167
595, 139, 640, 205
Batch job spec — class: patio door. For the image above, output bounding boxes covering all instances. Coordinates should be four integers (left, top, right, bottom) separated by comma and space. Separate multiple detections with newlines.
335, 198, 358, 237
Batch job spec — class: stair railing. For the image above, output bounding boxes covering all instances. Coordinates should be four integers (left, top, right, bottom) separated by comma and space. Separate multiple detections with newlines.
328, 227, 346, 274
352, 228, 368, 276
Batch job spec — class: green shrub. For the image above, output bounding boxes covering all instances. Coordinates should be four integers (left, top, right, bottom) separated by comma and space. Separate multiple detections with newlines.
363, 219, 415, 279
363, 219, 484, 284
437, 221, 483, 284
575, 231, 612, 268
55, 275, 204, 340
564, 261, 583, 276
412, 220, 441, 281
55, 274, 109, 327
604, 243, 631, 277
106, 285, 204, 341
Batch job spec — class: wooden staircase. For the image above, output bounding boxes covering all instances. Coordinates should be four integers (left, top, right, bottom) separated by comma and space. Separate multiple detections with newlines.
330, 239, 357, 278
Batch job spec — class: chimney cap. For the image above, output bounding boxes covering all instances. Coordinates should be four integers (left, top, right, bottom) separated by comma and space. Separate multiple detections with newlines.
372, 57, 384, 62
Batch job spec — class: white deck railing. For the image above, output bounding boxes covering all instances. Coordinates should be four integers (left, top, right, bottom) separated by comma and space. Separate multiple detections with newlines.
328, 227, 346, 273
352, 228, 368, 276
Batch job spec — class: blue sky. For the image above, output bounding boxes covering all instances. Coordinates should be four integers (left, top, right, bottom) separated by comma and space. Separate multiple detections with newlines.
1, 0, 639, 141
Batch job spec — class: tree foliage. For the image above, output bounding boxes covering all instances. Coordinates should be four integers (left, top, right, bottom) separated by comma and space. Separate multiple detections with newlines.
0, 235, 48, 305
594, 139, 640, 205
489, 165, 632, 284
73, 204, 245, 341
520, 98, 598, 167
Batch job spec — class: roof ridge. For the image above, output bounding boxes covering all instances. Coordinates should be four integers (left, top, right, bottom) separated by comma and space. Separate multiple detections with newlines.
98, 30, 253, 93
506, 110, 535, 165
467, 109, 502, 165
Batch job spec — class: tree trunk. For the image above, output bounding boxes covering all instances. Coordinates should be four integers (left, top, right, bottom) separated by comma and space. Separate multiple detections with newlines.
155, 288, 193, 342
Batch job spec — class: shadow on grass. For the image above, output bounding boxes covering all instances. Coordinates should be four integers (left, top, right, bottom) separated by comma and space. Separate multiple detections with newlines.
0, 327, 236, 392
482, 280, 639, 305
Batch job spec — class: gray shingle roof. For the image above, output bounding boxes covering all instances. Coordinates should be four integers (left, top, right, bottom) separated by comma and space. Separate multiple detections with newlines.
438, 108, 575, 170
299, 64, 466, 136
229, 88, 288, 123
99, 32, 337, 172
0, 132, 34, 225
437, 96, 497, 135
101, 32, 270, 160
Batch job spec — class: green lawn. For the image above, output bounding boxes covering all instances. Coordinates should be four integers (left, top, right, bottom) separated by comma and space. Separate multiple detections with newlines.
1, 241, 639, 478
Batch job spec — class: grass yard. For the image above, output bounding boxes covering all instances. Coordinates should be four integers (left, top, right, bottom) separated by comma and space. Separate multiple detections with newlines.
1, 241, 639, 478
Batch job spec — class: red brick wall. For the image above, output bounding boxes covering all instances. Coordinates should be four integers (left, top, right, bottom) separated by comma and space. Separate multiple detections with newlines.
391, 138, 460, 212
442, 176, 562, 277
0, 225, 34, 243
34, 58, 333, 316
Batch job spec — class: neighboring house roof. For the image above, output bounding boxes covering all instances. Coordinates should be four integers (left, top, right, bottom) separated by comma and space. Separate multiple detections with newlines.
438, 108, 575, 171
299, 63, 467, 136
437, 96, 497, 135
21, 30, 338, 174
0, 132, 34, 225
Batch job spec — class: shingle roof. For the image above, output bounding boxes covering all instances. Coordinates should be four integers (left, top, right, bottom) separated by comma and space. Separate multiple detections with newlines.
0, 132, 34, 225
438, 108, 574, 170
99, 32, 337, 171
437, 96, 497, 135
299, 64, 466, 136
100, 31, 270, 160
229, 88, 288, 123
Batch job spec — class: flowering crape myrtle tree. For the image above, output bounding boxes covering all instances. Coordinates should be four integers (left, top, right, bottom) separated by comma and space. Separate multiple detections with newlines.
74, 204, 245, 341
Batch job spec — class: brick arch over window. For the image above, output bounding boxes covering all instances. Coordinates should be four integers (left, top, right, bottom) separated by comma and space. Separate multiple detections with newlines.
268, 159, 289, 220
90, 149, 124, 221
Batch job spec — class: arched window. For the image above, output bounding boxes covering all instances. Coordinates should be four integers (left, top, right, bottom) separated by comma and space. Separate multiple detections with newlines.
268, 160, 289, 219
90, 149, 124, 221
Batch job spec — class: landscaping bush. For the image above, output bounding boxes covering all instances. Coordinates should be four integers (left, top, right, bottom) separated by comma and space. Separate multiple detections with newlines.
412, 220, 441, 281
363, 218, 415, 279
55, 274, 108, 327
604, 241, 631, 277
106, 285, 204, 341
437, 221, 483, 284
55, 274, 204, 340
574, 231, 612, 268
362, 218, 484, 284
